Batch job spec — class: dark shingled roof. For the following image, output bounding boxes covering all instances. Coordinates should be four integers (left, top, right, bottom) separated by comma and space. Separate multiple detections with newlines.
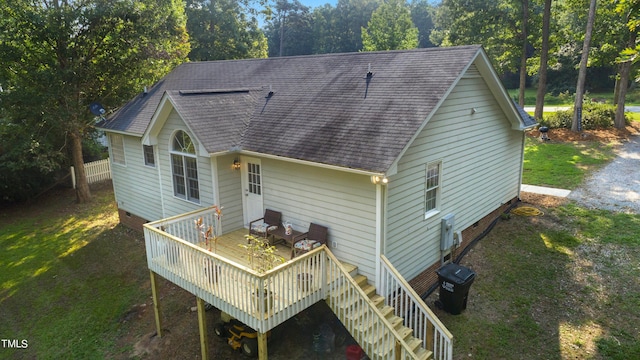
513, 101, 538, 128
99, 46, 524, 174
166, 90, 260, 153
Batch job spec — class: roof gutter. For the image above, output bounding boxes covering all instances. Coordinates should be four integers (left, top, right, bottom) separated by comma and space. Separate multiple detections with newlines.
519, 123, 538, 131
96, 128, 143, 137
218, 149, 385, 178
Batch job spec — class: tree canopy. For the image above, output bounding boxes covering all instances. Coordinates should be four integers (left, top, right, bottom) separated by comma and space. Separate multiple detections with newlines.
361, 0, 419, 51
0, 0, 190, 202
2, 0, 639, 202
186, 0, 267, 60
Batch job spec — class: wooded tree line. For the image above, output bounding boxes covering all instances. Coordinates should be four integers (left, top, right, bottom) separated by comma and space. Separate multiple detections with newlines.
1, 0, 638, 203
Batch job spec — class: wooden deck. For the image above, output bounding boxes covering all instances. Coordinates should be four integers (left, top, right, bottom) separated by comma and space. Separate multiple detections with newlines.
203, 229, 295, 266
143, 206, 451, 360
204, 228, 357, 274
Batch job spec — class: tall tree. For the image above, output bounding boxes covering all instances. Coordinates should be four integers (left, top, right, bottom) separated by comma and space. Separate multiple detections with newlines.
310, 0, 381, 54
411, 0, 436, 48
311, 4, 339, 54
361, 0, 419, 51
518, 0, 530, 106
334, 0, 381, 52
264, 0, 313, 57
186, 0, 267, 60
614, 31, 637, 128
0, 0, 189, 202
430, 0, 524, 75
534, 0, 552, 120
614, 0, 640, 128
571, 0, 597, 132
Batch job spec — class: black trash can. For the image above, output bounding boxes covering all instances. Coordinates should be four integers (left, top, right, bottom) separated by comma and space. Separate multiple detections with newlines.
436, 263, 476, 315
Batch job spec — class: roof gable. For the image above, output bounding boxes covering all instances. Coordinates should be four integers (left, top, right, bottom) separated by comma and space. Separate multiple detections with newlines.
99, 46, 531, 174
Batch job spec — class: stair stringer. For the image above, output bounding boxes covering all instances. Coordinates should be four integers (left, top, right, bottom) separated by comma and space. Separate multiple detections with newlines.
324, 260, 433, 360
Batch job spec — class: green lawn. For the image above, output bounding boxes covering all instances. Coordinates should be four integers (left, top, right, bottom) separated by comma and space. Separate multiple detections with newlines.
441, 125, 640, 358
627, 111, 640, 122
434, 204, 640, 360
0, 132, 636, 359
0, 187, 149, 359
522, 137, 616, 189
507, 88, 640, 106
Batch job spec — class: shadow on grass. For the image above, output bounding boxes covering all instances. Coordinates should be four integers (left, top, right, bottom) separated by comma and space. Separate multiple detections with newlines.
0, 187, 149, 359
426, 205, 640, 360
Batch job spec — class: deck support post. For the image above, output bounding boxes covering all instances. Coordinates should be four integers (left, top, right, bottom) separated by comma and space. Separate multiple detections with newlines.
196, 297, 210, 360
149, 270, 163, 337
257, 331, 268, 360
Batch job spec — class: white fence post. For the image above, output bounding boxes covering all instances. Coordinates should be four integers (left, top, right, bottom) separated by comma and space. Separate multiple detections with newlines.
70, 166, 76, 189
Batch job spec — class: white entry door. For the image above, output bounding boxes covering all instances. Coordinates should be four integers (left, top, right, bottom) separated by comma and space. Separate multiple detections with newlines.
241, 157, 264, 226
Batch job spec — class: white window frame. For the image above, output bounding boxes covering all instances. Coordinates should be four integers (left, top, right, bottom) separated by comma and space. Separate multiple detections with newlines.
143, 145, 156, 167
170, 130, 199, 203
109, 134, 126, 165
424, 161, 441, 219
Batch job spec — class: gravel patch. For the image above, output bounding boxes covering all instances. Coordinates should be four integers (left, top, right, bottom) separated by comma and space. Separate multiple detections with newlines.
568, 135, 640, 213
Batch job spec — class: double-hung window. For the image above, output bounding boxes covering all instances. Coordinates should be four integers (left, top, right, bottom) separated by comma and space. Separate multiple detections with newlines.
425, 161, 441, 217
143, 145, 155, 167
170, 130, 199, 202
110, 134, 126, 165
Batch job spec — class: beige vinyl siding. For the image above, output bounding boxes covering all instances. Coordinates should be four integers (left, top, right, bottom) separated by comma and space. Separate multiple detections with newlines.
157, 109, 215, 217
261, 159, 378, 280
386, 64, 523, 280
109, 134, 163, 221
216, 154, 244, 232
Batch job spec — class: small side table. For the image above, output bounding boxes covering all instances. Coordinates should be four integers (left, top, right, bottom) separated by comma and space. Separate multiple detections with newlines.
268, 228, 303, 257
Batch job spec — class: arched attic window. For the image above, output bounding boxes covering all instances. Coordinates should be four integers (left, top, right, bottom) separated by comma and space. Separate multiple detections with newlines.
170, 130, 199, 202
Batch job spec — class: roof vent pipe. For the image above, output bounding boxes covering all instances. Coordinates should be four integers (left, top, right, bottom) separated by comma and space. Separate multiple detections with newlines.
267, 84, 274, 97
366, 63, 373, 78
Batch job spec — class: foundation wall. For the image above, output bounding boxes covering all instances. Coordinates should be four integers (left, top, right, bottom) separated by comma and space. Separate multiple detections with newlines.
118, 209, 149, 232
408, 197, 518, 297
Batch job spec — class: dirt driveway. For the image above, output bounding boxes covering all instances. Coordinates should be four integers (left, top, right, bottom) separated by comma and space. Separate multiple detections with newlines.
568, 133, 640, 213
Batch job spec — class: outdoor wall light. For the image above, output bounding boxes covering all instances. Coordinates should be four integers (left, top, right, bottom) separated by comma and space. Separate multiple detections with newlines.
232, 158, 241, 170
370, 175, 389, 185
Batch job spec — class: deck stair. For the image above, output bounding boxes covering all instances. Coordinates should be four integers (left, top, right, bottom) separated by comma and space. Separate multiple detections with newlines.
328, 268, 433, 360
143, 208, 452, 360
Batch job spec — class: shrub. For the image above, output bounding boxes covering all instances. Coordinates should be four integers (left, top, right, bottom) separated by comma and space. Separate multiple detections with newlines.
539, 103, 629, 129
582, 103, 616, 129
540, 109, 572, 129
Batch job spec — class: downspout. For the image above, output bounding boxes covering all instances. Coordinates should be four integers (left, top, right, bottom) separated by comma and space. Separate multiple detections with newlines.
157, 145, 166, 218
211, 157, 220, 204
374, 183, 385, 291
518, 131, 526, 199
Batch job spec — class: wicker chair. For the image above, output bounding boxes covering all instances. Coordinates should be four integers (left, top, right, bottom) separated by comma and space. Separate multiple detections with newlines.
249, 209, 282, 239
291, 223, 328, 258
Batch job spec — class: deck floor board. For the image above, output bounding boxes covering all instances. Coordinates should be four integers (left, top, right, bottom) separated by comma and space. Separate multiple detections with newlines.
201, 228, 293, 266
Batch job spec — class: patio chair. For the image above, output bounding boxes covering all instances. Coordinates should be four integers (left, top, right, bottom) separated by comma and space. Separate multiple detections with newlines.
249, 209, 282, 239
291, 223, 328, 258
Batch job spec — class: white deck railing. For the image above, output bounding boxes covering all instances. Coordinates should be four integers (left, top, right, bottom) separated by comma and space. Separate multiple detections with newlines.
380, 255, 453, 360
324, 250, 429, 359
144, 206, 452, 359
144, 207, 325, 333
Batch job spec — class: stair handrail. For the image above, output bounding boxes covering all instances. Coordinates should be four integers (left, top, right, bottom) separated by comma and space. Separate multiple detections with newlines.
380, 255, 453, 360
323, 248, 426, 359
